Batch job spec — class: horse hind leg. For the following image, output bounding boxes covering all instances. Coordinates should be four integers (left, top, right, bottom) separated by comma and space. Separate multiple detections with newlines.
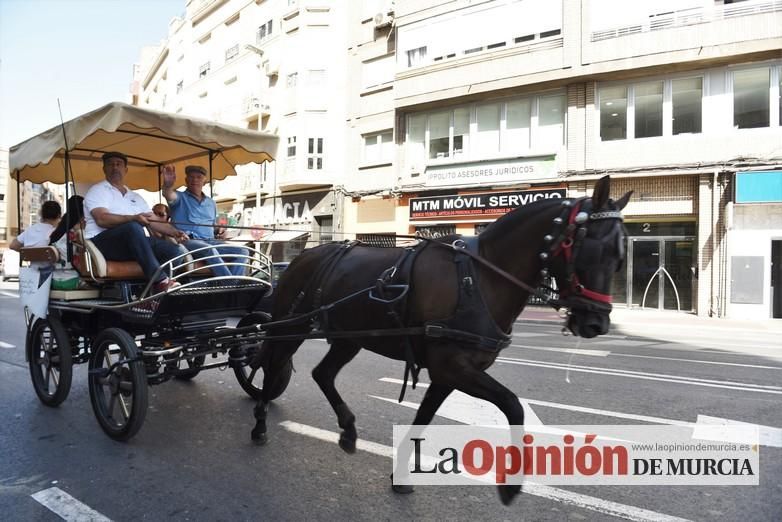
252, 338, 302, 445
311, 340, 362, 453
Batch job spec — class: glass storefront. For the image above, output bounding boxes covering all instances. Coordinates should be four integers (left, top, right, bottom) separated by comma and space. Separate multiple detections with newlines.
612, 221, 696, 311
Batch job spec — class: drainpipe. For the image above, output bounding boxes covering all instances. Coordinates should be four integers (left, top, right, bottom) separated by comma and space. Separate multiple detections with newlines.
710, 170, 718, 317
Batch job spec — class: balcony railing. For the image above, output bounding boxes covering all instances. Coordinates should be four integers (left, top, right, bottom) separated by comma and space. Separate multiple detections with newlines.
591, 0, 782, 42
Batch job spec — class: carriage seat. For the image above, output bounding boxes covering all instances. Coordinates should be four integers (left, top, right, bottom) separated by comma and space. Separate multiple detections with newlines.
70, 228, 146, 280
69, 228, 213, 280
18, 246, 60, 264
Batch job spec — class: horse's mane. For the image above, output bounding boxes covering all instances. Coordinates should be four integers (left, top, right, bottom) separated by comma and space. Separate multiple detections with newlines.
479, 197, 567, 242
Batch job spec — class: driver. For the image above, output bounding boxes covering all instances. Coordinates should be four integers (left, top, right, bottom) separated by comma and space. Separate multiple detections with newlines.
83, 152, 188, 292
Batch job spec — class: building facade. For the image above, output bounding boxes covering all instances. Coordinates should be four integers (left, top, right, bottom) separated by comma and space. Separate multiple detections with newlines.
136, 0, 782, 318
342, 0, 780, 318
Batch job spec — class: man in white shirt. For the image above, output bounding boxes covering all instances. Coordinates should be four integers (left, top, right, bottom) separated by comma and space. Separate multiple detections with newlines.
83, 152, 188, 293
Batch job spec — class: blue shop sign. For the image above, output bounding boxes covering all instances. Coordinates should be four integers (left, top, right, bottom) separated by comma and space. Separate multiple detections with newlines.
735, 171, 782, 203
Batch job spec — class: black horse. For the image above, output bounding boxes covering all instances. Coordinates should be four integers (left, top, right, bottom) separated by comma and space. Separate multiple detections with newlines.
250, 175, 631, 504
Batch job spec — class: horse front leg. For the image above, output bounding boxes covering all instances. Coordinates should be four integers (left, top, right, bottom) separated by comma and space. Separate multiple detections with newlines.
251, 339, 300, 445
391, 382, 453, 495
451, 368, 525, 506
311, 341, 361, 453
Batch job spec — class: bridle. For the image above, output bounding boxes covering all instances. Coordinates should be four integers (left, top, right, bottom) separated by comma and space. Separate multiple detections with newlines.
423, 196, 624, 314
541, 198, 624, 313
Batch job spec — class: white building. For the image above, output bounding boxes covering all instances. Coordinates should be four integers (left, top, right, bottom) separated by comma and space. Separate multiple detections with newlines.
135, 0, 350, 261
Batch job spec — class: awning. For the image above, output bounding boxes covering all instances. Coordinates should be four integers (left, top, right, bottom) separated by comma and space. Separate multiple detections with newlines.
233, 230, 309, 242
9, 101, 278, 191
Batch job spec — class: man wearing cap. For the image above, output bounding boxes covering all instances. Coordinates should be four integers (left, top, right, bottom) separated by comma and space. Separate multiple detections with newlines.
161, 164, 247, 278
83, 152, 188, 293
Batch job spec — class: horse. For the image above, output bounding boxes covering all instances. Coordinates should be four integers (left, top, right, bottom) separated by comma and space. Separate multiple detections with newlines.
249, 175, 631, 505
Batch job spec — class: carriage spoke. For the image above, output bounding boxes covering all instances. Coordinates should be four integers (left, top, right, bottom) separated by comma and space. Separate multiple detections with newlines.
44, 366, 52, 392
107, 393, 117, 423
117, 393, 130, 422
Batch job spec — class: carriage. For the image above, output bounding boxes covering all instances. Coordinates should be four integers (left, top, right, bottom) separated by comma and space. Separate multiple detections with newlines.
9, 102, 291, 441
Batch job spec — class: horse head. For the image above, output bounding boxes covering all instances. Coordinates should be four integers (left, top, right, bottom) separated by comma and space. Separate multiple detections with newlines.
544, 176, 631, 338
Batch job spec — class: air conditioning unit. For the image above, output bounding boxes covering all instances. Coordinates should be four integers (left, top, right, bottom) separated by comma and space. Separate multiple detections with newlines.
264, 59, 279, 77
373, 12, 392, 28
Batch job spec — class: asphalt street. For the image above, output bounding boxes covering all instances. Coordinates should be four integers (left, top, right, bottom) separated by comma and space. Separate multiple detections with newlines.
1, 280, 780, 521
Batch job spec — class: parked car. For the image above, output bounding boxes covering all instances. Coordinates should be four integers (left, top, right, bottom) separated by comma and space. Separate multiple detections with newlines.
1, 248, 21, 282
255, 262, 290, 314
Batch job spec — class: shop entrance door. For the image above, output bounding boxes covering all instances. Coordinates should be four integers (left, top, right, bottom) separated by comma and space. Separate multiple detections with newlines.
628, 237, 694, 311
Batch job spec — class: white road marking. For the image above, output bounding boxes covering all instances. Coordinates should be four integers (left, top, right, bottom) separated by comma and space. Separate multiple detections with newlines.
0, 341, 15, 349
613, 352, 782, 370
32, 487, 111, 521
509, 343, 610, 357
280, 421, 690, 522
280, 420, 393, 457
512, 332, 547, 338
377, 377, 782, 448
591, 339, 655, 347
495, 356, 782, 394
0, 291, 19, 298
695, 415, 782, 448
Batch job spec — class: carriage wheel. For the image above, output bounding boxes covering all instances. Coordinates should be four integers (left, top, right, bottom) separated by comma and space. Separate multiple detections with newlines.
233, 312, 293, 401
174, 355, 207, 381
88, 328, 148, 441
28, 316, 73, 407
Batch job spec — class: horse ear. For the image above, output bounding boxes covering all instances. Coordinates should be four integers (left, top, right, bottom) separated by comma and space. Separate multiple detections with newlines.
592, 175, 611, 210
614, 190, 633, 210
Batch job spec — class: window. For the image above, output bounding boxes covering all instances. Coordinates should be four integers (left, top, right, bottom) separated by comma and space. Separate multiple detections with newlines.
476, 104, 500, 155
407, 114, 426, 165
405, 92, 567, 162
600, 86, 627, 141
176, 80, 183, 94
734, 68, 769, 129
453, 108, 470, 157
199, 62, 210, 78
428, 111, 450, 159
225, 44, 239, 62
286, 72, 298, 88
257, 20, 273, 43
505, 99, 531, 152
634, 81, 663, 138
406, 46, 427, 67
536, 94, 566, 148
307, 138, 323, 169
316, 216, 333, 243
600, 77, 704, 140
672, 77, 702, 134
287, 136, 297, 157
363, 131, 393, 164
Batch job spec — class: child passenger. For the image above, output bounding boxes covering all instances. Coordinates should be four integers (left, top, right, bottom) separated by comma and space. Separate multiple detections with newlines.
9, 200, 62, 281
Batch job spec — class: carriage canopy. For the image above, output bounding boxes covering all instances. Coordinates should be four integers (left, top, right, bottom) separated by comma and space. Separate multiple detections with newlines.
9, 101, 278, 191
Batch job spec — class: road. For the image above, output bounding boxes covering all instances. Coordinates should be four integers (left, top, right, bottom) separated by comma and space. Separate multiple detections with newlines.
1, 281, 780, 521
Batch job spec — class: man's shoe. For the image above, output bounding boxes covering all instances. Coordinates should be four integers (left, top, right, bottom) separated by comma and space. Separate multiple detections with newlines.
153, 278, 181, 294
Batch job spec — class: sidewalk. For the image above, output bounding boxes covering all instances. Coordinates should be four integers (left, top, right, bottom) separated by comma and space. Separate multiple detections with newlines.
517, 305, 782, 335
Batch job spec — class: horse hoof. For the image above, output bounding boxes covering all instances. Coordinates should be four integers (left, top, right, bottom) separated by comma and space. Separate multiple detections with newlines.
497, 484, 521, 506
392, 484, 415, 495
251, 429, 268, 446
338, 433, 357, 454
